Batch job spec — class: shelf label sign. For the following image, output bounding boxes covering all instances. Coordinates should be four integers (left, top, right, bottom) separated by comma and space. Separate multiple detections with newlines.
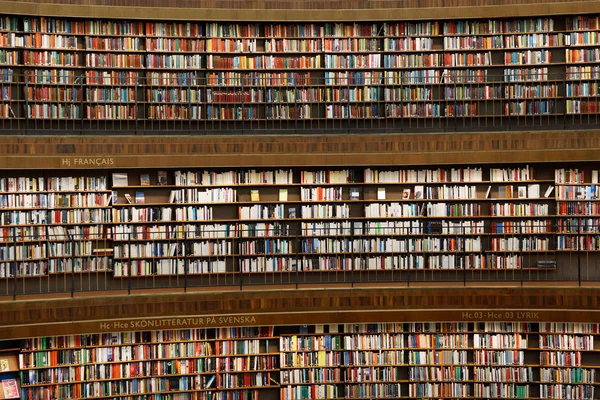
98, 315, 259, 331
461, 310, 540, 320
60, 157, 115, 167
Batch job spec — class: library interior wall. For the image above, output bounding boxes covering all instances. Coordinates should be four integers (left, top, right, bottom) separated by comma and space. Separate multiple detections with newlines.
0, 0, 599, 365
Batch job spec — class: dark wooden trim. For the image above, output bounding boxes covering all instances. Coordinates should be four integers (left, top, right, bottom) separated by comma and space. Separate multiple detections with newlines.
0, 287, 599, 339
0, 0, 599, 21
2, 130, 600, 169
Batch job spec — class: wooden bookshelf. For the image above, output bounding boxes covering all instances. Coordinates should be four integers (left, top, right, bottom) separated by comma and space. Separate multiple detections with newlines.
0, 14, 598, 131
2, 164, 600, 284
19, 326, 278, 400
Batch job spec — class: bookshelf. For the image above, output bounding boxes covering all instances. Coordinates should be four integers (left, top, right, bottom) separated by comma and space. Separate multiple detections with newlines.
565, 16, 600, 116
1, 14, 600, 131
45, 176, 112, 275
0, 176, 47, 278
84, 20, 143, 122
539, 323, 597, 400
555, 168, 600, 253
0, 175, 113, 279
19, 326, 278, 400
3, 163, 600, 288
473, 322, 530, 399
112, 170, 239, 278
280, 321, 600, 400
22, 17, 85, 120
145, 22, 204, 122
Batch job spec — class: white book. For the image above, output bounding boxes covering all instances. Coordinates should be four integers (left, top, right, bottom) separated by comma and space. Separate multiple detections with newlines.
544, 185, 555, 198
377, 187, 386, 200
112, 173, 129, 187
528, 184, 540, 198
485, 186, 492, 199
593, 170, 599, 184
414, 185, 424, 199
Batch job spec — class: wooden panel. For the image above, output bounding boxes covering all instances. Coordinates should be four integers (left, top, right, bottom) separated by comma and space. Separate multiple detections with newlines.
1, 0, 599, 21
2, 131, 600, 169
0, 287, 599, 339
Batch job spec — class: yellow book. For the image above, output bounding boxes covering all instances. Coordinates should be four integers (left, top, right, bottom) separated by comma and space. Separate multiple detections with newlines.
279, 188, 288, 201
251, 190, 260, 202
317, 350, 326, 366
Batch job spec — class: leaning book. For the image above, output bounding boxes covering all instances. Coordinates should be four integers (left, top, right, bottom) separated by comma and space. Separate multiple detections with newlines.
2, 379, 19, 399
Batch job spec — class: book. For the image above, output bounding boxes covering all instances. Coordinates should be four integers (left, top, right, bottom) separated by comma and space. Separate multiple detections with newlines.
518, 186, 527, 198
279, 188, 288, 201
544, 185, 555, 198
158, 170, 168, 186
124, 193, 133, 204
112, 172, 128, 187
377, 187, 386, 200
349, 187, 360, 200
402, 188, 411, 200
593, 170, 599, 184
288, 207, 296, 219
0, 359, 8, 372
251, 190, 260, 202
485, 185, 492, 198
205, 375, 216, 389
168, 190, 176, 203
135, 191, 145, 204
2, 379, 18, 399
499, 185, 514, 198
140, 174, 150, 186
528, 184, 540, 198
353, 221, 363, 235
414, 185, 424, 199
